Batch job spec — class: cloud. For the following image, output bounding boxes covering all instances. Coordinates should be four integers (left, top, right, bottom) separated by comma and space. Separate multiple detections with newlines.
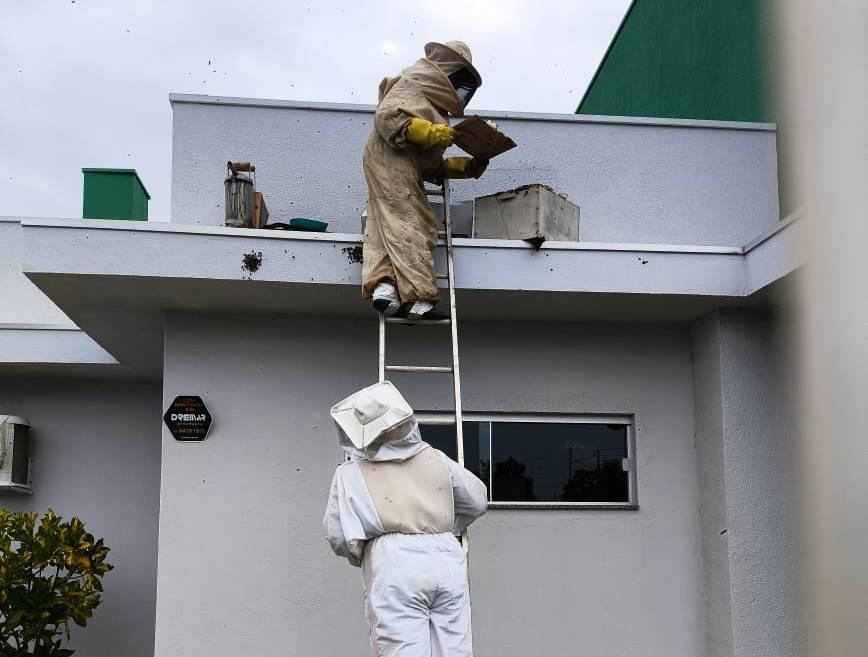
0, 0, 630, 220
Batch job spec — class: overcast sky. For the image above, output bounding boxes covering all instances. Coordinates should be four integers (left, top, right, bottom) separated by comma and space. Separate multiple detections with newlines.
1, 0, 630, 221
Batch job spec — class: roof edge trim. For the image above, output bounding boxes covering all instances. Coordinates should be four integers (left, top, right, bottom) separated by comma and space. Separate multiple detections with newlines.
168, 93, 776, 131
20, 217, 746, 254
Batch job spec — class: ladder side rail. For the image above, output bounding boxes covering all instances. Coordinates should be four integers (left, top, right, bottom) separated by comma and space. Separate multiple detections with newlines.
443, 180, 465, 465
443, 180, 474, 654
378, 313, 386, 383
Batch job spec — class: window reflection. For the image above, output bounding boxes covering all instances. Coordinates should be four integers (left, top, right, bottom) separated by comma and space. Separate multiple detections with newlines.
492, 423, 628, 502
419, 420, 630, 503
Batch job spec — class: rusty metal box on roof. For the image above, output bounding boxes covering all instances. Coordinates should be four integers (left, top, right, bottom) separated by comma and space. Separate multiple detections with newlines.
473, 184, 579, 246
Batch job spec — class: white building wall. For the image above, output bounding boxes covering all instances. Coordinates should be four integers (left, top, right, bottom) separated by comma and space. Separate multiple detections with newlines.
691, 309, 800, 657
691, 313, 736, 657
156, 313, 703, 657
169, 97, 779, 247
0, 378, 161, 657
0, 219, 71, 325
717, 310, 799, 657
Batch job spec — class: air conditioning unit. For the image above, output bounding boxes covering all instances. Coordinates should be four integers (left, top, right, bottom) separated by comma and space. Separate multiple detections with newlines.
0, 415, 32, 494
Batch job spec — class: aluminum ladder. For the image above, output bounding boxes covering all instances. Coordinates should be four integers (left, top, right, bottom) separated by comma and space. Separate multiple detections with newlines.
376, 178, 467, 531
376, 180, 474, 648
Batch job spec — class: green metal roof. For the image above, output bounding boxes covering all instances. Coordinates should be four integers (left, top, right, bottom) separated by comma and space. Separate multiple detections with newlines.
576, 0, 770, 124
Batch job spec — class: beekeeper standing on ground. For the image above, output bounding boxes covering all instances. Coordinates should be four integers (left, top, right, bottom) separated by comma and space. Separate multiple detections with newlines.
323, 381, 488, 657
362, 41, 488, 320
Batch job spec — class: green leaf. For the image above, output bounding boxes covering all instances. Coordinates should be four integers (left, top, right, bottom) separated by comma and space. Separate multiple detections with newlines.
0, 510, 111, 653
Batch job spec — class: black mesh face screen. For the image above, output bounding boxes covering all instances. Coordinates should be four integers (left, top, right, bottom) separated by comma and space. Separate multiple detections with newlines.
448, 67, 477, 90
448, 68, 479, 108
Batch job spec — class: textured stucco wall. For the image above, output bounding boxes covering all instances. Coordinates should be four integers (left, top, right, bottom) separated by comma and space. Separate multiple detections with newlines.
156, 313, 702, 657
170, 98, 778, 246
717, 310, 799, 657
690, 308, 799, 657
0, 378, 161, 657
691, 313, 736, 657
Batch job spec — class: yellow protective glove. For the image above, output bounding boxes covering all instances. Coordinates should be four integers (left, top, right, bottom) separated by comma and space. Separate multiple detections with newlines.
444, 156, 489, 179
405, 117, 456, 148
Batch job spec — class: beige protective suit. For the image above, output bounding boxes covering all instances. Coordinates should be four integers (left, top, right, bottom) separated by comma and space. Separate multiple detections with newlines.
362, 51, 473, 305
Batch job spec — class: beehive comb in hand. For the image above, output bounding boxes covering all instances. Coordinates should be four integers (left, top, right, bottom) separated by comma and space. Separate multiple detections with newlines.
453, 116, 517, 159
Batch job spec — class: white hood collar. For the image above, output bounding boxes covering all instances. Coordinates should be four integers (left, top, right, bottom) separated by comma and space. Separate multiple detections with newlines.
338, 419, 429, 463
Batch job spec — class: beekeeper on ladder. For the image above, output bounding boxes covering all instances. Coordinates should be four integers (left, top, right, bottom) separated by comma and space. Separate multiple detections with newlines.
323, 381, 488, 657
363, 41, 488, 320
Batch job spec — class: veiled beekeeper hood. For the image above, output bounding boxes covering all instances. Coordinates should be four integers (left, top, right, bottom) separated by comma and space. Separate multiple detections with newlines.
424, 41, 482, 86
377, 41, 481, 117
426, 41, 482, 110
331, 381, 428, 462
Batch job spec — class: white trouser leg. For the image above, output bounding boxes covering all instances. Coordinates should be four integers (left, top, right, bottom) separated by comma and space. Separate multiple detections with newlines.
429, 548, 472, 657
363, 534, 468, 657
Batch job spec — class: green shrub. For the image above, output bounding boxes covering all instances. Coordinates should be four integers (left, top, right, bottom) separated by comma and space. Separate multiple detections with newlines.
0, 509, 113, 656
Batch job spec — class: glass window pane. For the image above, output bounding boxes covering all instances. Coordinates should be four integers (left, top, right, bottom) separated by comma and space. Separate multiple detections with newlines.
490, 423, 628, 503
417, 422, 490, 496
420, 424, 457, 459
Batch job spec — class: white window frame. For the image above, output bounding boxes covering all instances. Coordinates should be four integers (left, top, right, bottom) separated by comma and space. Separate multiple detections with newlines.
416, 413, 639, 510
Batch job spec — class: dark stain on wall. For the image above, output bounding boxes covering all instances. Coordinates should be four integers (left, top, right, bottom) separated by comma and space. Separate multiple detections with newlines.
343, 246, 363, 264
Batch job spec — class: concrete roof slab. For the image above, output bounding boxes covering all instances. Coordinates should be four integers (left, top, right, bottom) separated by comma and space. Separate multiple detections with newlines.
0, 323, 117, 378
17, 218, 803, 379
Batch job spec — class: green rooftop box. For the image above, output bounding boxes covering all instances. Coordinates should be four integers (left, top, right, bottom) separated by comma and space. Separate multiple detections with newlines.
82, 168, 150, 221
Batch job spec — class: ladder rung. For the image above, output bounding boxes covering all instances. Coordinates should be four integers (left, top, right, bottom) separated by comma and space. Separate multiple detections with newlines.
385, 317, 451, 326
436, 273, 448, 280
385, 365, 454, 374
437, 230, 448, 237
426, 188, 445, 197
419, 416, 457, 426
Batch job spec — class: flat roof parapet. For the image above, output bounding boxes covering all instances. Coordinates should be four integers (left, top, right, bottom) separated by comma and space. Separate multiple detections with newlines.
169, 93, 781, 247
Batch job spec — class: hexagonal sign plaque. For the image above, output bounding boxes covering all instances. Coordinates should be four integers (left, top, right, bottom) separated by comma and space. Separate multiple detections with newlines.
163, 395, 212, 442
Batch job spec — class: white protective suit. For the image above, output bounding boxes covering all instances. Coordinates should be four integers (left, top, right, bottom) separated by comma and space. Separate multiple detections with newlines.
323, 421, 488, 657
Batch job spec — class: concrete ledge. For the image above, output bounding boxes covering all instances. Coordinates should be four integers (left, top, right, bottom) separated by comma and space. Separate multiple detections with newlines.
0, 324, 116, 365
21, 218, 747, 296
16, 218, 803, 378
744, 214, 803, 293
